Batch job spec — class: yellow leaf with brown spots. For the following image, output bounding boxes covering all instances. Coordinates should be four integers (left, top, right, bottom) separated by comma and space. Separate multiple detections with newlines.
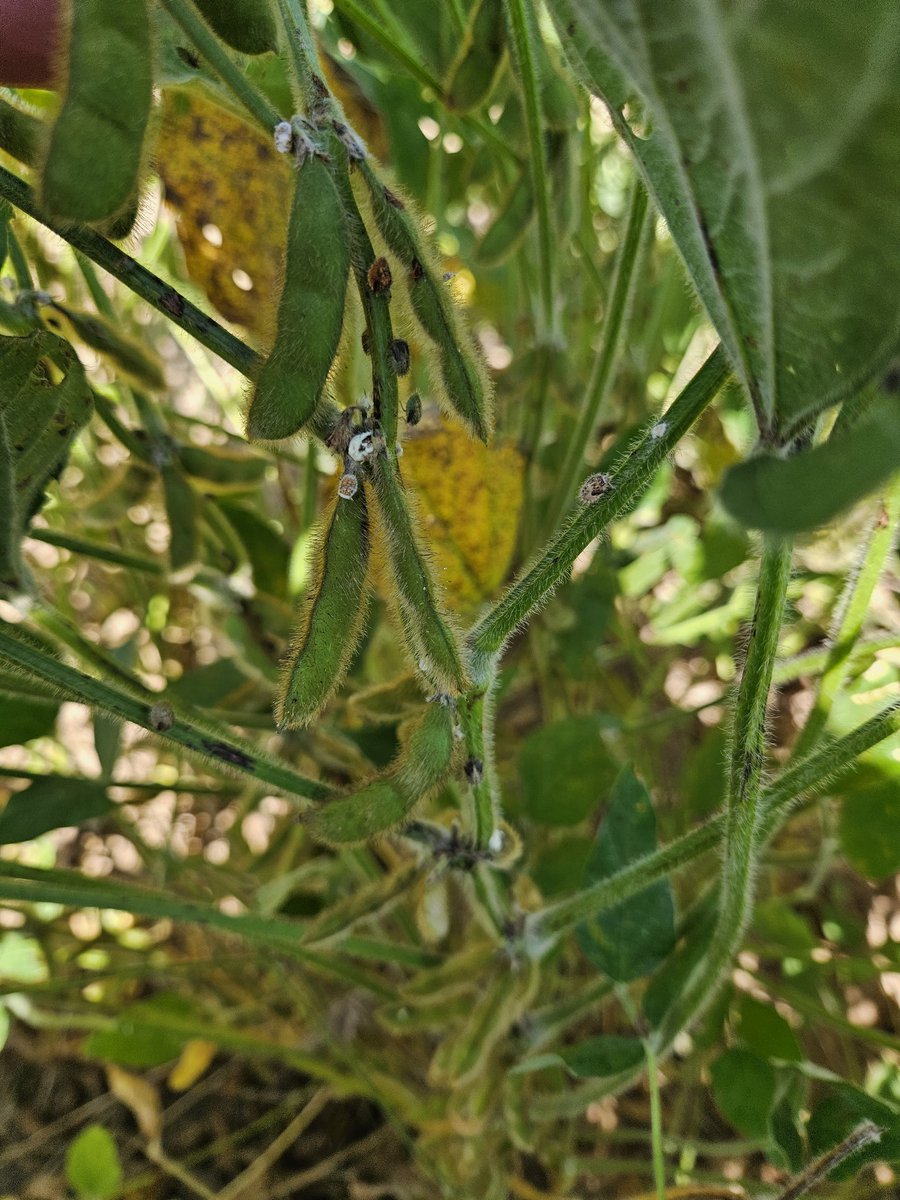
400, 421, 523, 613
156, 88, 291, 337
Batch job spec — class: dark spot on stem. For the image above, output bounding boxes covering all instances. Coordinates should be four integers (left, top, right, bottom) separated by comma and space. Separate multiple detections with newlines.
161, 290, 185, 318
202, 740, 254, 769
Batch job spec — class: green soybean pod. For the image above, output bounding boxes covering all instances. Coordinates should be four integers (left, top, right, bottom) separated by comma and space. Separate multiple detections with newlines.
445, 0, 506, 113
40, 0, 153, 224
306, 702, 456, 846
370, 453, 469, 694
0, 95, 42, 166
247, 154, 351, 441
277, 489, 370, 729
359, 162, 493, 443
161, 463, 199, 571
0, 410, 18, 589
193, 0, 279, 56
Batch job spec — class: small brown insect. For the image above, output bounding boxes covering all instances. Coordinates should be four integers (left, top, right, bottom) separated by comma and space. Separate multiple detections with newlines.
389, 339, 410, 376
367, 256, 392, 296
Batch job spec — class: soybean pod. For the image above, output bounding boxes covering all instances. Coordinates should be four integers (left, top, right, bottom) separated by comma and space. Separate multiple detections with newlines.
193, 0, 279, 56
306, 702, 456, 846
0, 95, 41, 166
359, 161, 493, 442
370, 450, 469, 694
277, 488, 370, 729
247, 150, 351, 441
40, 0, 152, 224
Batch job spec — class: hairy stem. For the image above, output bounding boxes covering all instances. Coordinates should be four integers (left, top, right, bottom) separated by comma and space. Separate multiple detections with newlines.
505, 0, 556, 343
467, 346, 729, 680
0, 622, 329, 802
458, 688, 501, 850
274, 0, 324, 114
776, 1122, 882, 1200
545, 180, 651, 535
653, 536, 793, 1049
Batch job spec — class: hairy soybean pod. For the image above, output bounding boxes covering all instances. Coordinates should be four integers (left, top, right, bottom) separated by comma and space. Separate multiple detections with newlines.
247, 154, 351, 441
306, 702, 456, 846
40, 0, 152, 224
359, 162, 492, 443
46, 306, 165, 390
370, 452, 469, 694
194, 0, 279, 55
445, 0, 506, 113
0, 95, 42, 166
277, 490, 370, 729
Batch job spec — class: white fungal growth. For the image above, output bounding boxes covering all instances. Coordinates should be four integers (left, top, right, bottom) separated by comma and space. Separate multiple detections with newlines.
348, 431, 375, 463
273, 121, 293, 154
337, 472, 359, 500
394, 442, 404, 458
579, 472, 614, 504
149, 702, 174, 732
650, 420, 668, 440
357, 393, 373, 417
488, 828, 504, 854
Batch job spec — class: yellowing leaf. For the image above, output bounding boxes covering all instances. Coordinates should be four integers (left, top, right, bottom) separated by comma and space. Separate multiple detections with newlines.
401, 422, 523, 613
105, 1064, 162, 1140
167, 1038, 217, 1091
157, 88, 292, 336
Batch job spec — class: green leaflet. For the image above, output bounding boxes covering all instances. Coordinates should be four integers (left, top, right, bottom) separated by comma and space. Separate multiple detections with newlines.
194, 0, 279, 55
305, 702, 456, 846
0, 331, 93, 590
719, 390, 900, 533
549, 0, 900, 440
575, 765, 676, 982
445, 0, 506, 113
369, 452, 469, 695
40, 0, 153, 224
160, 463, 199, 571
247, 153, 351, 441
277, 489, 370, 729
0, 777, 113, 845
359, 161, 493, 442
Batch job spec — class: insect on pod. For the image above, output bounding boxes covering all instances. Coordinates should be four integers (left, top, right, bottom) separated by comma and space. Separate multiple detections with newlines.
277, 488, 371, 728
247, 147, 352, 441
359, 163, 493, 442
405, 392, 423, 425
40, 0, 153, 225
193, 0, 279, 55
579, 472, 614, 503
305, 701, 457, 846
389, 339, 411, 376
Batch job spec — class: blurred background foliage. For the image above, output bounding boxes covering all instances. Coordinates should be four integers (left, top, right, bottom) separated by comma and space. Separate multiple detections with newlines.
0, 1, 899, 1197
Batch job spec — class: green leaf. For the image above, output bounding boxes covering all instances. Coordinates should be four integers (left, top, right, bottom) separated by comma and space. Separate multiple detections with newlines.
560, 1034, 645, 1079
0, 691, 58, 747
839, 778, 900, 881
576, 765, 675, 980
519, 715, 618, 826
720, 392, 900, 532
0, 931, 48, 983
549, 0, 900, 438
711, 1047, 778, 1140
0, 778, 113, 845
85, 996, 195, 1067
735, 994, 803, 1063
808, 1085, 900, 1179
65, 1125, 122, 1200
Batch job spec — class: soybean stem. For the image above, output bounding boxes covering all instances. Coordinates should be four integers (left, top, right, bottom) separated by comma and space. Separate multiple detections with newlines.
274, 0, 323, 114
0, 166, 259, 375
467, 346, 729, 679
0, 622, 329, 802
545, 179, 651, 536
160, 0, 283, 130
645, 1039, 667, 1200
505, 0, 556, 343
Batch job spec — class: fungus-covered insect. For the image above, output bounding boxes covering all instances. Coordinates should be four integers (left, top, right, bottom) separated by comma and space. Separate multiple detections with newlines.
367, 256, 393, 296
579, 473, 614, 504
338, 472, 359, 500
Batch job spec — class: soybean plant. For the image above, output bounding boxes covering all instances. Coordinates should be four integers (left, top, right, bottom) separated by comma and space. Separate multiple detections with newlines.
0, 1, 898, 1195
